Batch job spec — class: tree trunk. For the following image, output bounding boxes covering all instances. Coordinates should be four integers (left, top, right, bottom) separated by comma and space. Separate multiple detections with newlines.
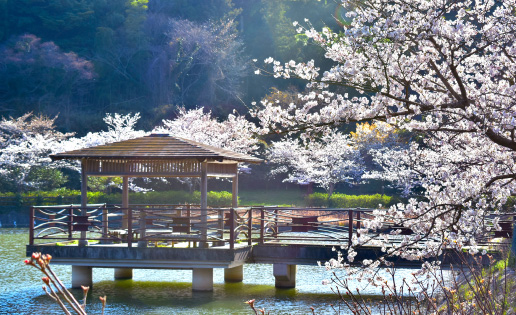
327, 183, 335, 200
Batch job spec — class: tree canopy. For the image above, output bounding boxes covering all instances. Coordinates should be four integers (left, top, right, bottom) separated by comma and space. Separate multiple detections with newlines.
255, 0, 516, 259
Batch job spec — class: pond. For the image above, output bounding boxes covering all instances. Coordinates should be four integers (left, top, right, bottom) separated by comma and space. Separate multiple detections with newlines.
0, 228, 424, 314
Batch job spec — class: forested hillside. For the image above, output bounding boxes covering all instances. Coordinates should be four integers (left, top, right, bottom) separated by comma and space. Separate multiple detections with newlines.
0, 0, 337, 133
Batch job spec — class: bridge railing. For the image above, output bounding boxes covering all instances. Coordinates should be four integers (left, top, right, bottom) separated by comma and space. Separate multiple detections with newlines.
249, 206, 375, 246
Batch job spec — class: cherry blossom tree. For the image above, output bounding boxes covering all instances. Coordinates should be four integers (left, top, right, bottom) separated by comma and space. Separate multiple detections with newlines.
351, 122, 415, 195
0, 112, 146, 192
155, 107, 260, 155
0, 114, 73, 191
268, 130, 364, 197
153, 106, 260, 190
254, 0, 516, 260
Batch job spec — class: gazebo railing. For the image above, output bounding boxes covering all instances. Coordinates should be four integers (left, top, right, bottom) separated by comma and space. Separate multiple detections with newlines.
29, 204, 125, 245
29, 204, 254, 248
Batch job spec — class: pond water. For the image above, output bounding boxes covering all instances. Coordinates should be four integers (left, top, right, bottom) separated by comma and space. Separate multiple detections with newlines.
0, 228, 425, 314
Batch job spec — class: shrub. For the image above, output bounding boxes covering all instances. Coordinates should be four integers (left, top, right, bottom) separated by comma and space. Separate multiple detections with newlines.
0, 189, 235, 207
304, 192, 328, 207
305, 193, 392, 209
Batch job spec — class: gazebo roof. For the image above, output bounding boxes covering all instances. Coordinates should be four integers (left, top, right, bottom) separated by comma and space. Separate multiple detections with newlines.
50, 134, 262, 164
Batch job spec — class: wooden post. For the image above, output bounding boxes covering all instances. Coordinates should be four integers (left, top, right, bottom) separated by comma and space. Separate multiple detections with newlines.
49, 213, 55, 228
138, 210, 147, 248
218, 208, 224, 245
356, 208, 361, 230
348, 209, 353, 246
127, 206, 133, 248
29, 207, 34, 245
68, 207, 73, 240
232, 168, 238, 208
260, 208, 265, 245
79, 159, 88, 247
102, 205, 108, 243
186, 204, 193, 247
248, 209, 253, 245
200, 162, 208, 247
230, 208, 235, 249
274, 208, 278, 238
122, 176, 129, 229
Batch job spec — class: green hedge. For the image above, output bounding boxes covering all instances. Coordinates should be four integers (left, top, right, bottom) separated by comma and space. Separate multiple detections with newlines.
305, 192, 392, 209
0, 189, 236, 207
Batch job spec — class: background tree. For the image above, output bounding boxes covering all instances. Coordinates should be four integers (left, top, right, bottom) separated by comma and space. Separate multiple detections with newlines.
0, 35, 96, 129
155, 107, 259, 155
268, 130, 365, 198
0, 114, 73, 192
143, 18, 249, 109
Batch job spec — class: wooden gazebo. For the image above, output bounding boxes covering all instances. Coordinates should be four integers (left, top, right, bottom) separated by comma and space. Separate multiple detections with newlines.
50, 133, 262, 246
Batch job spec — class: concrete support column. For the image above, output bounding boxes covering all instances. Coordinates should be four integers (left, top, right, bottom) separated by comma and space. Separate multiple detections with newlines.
224, 265, 243, 283
192, 268, 213, 291
72, 266, 92, 289
273, 263, 296, 288
114, 268, 133, 280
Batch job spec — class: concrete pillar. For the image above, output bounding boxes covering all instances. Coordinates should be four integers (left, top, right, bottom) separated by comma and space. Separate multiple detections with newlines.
224, 265, 243, 282
72, 266, 92, 289
192, 268, 213, 291
114, 268, 133, 280
273, 263, 296, 288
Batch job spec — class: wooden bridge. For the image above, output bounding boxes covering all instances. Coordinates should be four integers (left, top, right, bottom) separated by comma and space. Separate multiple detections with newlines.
26, 204, 513, 291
